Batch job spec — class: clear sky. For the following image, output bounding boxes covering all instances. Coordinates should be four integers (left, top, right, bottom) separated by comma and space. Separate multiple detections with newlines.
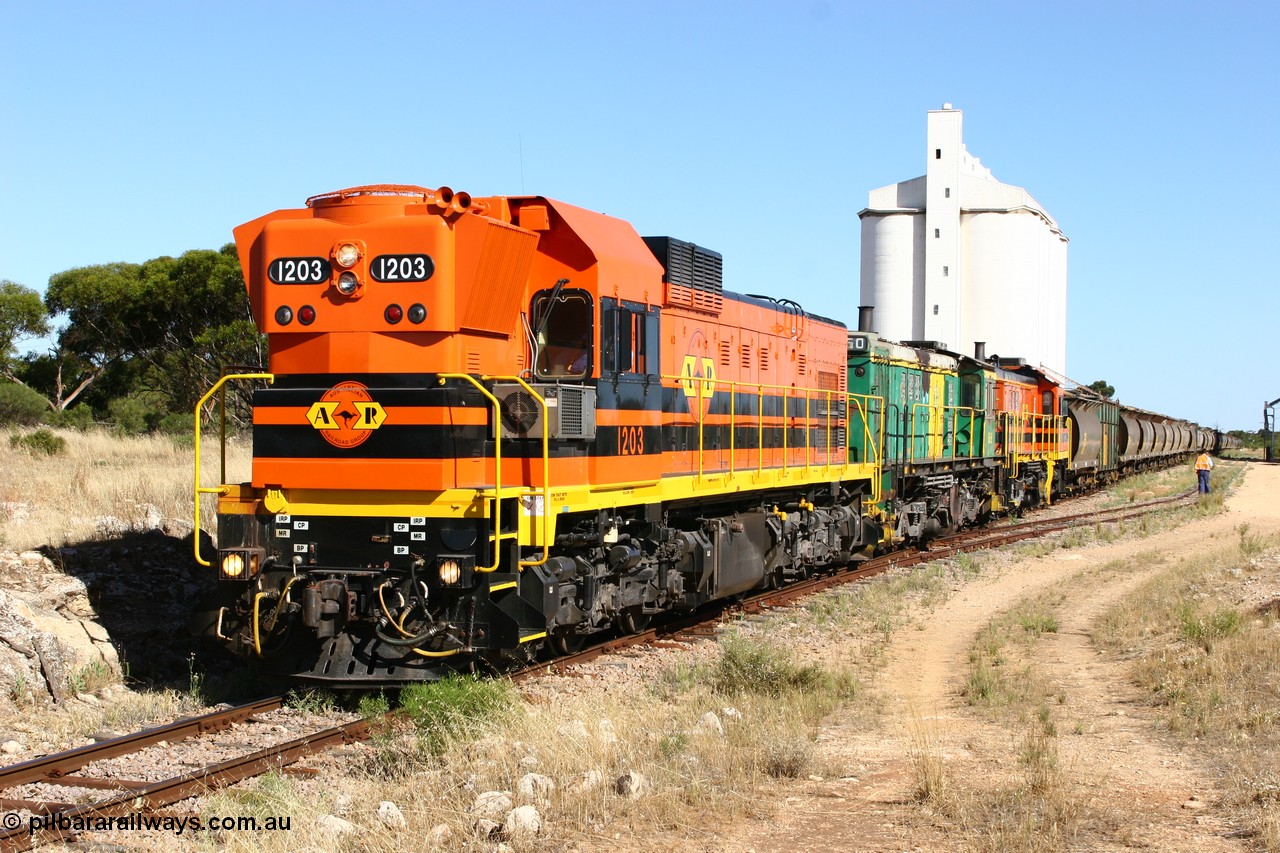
3, 1, 1276, 430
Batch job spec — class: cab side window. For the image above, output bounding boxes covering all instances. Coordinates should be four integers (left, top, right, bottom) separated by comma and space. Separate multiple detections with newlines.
601, 298, 659, 377
532, 289, 593, 379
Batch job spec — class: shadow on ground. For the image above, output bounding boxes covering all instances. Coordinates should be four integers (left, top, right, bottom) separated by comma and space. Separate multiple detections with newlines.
39, 528, 254, 695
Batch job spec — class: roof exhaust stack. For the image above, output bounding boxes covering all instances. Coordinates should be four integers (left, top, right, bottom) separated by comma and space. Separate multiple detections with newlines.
974, 341, 986, 361
857, 305, 875, 333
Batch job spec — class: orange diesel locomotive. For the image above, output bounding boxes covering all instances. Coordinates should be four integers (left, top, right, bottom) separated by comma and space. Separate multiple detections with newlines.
195, 186, 882, 682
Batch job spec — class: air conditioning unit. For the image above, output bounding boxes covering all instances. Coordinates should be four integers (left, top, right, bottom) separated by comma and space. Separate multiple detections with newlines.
493, 384, 596, 440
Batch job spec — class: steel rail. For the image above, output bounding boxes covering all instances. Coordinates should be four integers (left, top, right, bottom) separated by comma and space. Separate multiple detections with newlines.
0, 697, 284, 792
1, 718, 370, 851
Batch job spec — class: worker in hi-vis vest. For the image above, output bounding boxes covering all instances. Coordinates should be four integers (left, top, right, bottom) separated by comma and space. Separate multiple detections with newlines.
1194, 450, 1214, 494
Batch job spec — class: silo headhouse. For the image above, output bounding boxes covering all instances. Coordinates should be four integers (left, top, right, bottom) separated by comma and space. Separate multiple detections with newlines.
859, 105, 1068, 375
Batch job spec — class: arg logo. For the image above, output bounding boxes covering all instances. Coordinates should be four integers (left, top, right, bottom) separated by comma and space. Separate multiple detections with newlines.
306, 381, 387, 449
680, 355, 717, 420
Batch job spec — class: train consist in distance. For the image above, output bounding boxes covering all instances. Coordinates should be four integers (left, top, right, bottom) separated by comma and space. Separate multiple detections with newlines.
193, 184, 1233, 684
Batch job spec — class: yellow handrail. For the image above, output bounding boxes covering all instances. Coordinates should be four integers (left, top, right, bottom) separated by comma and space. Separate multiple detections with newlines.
193, 372, 274, 567
489, 374, 553, 569
661, 373, 882, 477
438, 373, 552, 572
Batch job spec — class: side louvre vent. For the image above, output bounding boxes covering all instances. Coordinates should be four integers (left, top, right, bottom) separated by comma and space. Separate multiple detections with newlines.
643, 236, 724, 315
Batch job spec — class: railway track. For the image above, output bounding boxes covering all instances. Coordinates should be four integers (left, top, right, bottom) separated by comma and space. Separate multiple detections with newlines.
0, 698, 369, 852
0, 488, 1194, 850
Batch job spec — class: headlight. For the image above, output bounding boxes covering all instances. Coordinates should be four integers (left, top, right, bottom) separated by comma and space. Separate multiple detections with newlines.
222, 553, 244, 578
336, 272, 360, 295
439, 559, 461, 585
334, 242, 361, 268
219, 549, 263, 580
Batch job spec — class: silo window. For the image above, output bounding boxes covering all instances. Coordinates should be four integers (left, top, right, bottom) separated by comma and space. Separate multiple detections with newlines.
945, 188, 951, 198
933, 305, 939, 315
935, 149, 942, 159
943, 266, 949, 277
934, 228, 940, 238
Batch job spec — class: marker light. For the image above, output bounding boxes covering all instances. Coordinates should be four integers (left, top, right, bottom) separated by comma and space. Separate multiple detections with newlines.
334, 242, 361, 268
275, 306, 293, 326
439, 559, 461, 585
298, 305, 316, 325
385, 304, 403, 324
337, 272, 360, 295
408, 303, 427, 324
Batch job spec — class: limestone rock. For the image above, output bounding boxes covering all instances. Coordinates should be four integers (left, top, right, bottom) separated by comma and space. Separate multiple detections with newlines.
473, 818, 501, 838
503, 804, 543, 837
315, 814, 357, 836
470, 790, 513, 821
572, 769, 604, 793
516, 772, 556, 804
426, 823, 453, 848
614, 770, 651, 800
696, 711, 724, 736
377, 800, 406, 828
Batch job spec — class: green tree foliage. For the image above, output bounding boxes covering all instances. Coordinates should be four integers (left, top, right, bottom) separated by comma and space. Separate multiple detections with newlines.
43, 245, 265, 421
1087, 379, 1116, 398
0, 381, 51, 426
9, 428, 66, 457
1229, 429, 1264, 449
0, 280, 50, 383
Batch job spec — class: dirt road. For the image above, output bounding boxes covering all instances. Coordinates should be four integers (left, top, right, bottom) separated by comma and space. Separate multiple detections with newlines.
703, 463, 1280, 852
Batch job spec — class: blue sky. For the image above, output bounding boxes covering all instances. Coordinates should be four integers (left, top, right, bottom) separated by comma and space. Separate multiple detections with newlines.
3, 1, 1276, 430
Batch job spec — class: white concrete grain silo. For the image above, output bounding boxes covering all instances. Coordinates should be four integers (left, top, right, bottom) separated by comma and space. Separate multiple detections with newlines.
858, 106, 1068, 375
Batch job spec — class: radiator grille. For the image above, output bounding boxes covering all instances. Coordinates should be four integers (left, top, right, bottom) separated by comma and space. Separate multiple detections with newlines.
557, 387, 584, 435
643, 236, 724, 315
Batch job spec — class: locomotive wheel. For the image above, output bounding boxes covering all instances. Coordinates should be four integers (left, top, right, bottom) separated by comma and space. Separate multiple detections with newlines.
550, 628, 586, 656
617, 607, 651, 635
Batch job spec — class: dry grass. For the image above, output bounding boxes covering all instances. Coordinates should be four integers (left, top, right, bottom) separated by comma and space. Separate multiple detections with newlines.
0, 685, 206, 754
909, 710, 1091, 853
0, 426, 250, 551
1095, 532, 1280, 850
178, 631, 861, 852
1101, 458, 1244, 509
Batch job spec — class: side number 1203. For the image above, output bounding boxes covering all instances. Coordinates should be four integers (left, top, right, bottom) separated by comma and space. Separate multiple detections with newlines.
618, 425, 645, 456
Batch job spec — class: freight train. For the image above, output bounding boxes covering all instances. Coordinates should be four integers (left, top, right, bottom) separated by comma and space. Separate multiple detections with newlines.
192, 184, 1231, 684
